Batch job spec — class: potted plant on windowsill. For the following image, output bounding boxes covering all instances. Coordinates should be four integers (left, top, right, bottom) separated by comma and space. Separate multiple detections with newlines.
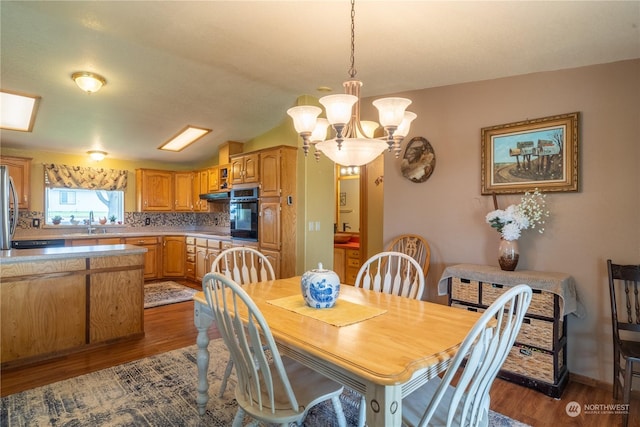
109, 215, 117, 224
52, 215, 62, 225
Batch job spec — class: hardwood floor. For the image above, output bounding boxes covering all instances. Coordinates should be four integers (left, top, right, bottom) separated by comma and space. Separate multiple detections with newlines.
1, 280, 638, 426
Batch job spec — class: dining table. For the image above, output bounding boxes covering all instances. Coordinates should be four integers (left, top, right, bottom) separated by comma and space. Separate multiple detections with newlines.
193, 275, 484, 427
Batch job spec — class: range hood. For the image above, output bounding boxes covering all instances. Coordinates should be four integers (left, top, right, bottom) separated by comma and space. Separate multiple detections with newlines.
199, 191, 230, 201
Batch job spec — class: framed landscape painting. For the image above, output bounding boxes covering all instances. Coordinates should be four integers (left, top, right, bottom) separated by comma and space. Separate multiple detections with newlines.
481, 112, 579, 194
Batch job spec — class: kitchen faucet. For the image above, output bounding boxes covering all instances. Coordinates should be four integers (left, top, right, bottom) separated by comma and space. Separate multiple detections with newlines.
342, 222, 351, 232
88, 211, 96, 234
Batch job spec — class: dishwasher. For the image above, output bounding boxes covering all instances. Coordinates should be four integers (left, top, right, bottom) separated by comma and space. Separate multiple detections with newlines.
11, 239, 66, 249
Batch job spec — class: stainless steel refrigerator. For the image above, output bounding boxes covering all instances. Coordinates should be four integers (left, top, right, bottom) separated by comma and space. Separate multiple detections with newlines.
1, 165, 18, 250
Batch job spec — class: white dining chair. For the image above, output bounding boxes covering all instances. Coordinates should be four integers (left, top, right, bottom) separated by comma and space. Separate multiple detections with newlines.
354, 251, 425, 426
211, 246, 275, 285
211, 246, 276, 398
355, 251, 425, 300
401, 284, 533, 427
203, 272, 347, 427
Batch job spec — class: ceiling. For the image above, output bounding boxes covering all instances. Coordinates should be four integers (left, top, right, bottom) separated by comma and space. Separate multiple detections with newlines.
1, 1, 638, 166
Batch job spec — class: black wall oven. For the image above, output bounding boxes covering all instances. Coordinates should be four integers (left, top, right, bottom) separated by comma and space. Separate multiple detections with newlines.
229, 187, 259, 241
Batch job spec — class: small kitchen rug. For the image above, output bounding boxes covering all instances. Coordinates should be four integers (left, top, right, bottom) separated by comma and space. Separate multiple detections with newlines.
144, 281, 198, 309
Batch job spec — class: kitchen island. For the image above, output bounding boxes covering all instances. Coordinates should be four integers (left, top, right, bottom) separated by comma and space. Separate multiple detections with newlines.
1, 244, 147, 368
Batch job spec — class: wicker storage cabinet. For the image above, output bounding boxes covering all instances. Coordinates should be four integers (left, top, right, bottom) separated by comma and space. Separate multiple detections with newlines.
446, 268, 570, 398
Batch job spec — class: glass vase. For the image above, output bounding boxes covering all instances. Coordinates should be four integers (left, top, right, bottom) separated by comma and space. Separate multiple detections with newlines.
498, 238, 519, 271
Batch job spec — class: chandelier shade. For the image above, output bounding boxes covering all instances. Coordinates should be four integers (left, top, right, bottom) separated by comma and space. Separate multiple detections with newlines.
287, 0, 417, 167
315, 138, 388, 167
286, 105, 322, 134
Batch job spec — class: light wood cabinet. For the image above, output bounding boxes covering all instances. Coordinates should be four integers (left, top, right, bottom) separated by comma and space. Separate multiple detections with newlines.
259, 200, 280, 251
345, 248, 361, 285
219, 141, 243, 164
260, 247, 281, 279
162, 236, 185, 277
174, 172, 193, 211
207, 167, 219, 192
67, 237, 122, 246
333, 247, 360, 285
230, 153, 259, 185
136, 169, 173, 211
0, 156, 31, 210
1, 251, 144, 367
191, 170, 210, 212
218, 164, 231, 191
195, 237, 222, 282
195, 238, 208, 283
124, 236, 161, 280
185, 236, 196, 280
259, 150, 281, 198
257, 146, 297, 279
333, 248, 346, 283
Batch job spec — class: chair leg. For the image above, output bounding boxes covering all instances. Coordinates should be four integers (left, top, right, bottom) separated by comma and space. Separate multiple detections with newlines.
358, 395, 366, 427
331, 395, 347, 427
622, 359, 633, 427
218, 358, 234, 397
232, 408, 246, 427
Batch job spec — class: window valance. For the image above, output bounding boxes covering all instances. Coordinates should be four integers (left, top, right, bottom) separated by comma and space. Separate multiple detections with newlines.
44, 163, 128, 191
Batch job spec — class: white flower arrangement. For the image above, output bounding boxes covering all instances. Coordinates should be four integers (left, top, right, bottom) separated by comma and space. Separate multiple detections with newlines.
486, 189, 549, 241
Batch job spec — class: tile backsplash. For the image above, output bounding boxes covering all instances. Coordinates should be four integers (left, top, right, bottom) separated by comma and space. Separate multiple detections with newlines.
15, 209, 230, 231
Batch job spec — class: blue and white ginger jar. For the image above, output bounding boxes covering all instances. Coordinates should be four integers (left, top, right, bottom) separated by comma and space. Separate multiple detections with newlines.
301, 263, 340, 309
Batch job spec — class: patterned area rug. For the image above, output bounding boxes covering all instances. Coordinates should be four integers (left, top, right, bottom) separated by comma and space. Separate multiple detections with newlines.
0, 340, 531, 427
144, 281, 198, 309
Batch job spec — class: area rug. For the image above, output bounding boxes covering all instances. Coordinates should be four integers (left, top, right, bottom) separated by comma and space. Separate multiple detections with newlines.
144, 281, 198, 309
0, 340, 530, 427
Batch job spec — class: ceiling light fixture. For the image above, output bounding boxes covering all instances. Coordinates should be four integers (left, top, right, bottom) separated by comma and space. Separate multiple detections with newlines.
287, 0, 416, 167
72, 71, 107, 94
0, 90, 41, 132
159, 125, 211, 152
87, 150, 107, 161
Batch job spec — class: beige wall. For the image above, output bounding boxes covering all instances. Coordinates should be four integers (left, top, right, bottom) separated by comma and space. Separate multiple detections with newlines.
367, 59, 639, 384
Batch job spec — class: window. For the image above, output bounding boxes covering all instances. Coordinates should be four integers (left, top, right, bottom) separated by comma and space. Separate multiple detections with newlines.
43, 163, 128, 225
59, 191, 76, 205
46, 188, 124, 225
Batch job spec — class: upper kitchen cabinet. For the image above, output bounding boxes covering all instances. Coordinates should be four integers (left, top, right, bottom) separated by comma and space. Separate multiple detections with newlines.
192, 169, 210, 212
136, 169, 173, 211
174, 171, 194, 211
259, 147, 297, 199
0, 156, 31, 210
207, 166, 219, 192
230, 152, 259, 186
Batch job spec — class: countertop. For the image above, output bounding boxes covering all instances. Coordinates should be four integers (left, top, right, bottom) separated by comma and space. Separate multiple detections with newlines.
334, 241, 360, 250
11, 230, 232, 242
0, 244, 147, 264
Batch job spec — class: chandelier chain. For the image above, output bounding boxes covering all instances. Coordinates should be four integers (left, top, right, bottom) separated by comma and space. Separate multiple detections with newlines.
349, 0, 357, 79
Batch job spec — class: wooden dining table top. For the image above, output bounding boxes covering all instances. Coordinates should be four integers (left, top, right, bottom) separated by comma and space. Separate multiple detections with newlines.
193, 275, 484, 386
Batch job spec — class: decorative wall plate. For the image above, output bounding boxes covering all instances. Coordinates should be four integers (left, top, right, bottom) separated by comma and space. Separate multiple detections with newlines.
401, 137, 436, 183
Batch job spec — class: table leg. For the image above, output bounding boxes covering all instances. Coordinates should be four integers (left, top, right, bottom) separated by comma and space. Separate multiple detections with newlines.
194, 301, 214, 415
365, 384, 403, 427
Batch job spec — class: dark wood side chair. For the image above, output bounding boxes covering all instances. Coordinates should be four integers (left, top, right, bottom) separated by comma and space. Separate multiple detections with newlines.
607, 259, 640, 427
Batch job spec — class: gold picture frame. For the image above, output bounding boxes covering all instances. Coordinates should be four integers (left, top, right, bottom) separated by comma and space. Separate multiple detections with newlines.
481, 112, 579, 194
